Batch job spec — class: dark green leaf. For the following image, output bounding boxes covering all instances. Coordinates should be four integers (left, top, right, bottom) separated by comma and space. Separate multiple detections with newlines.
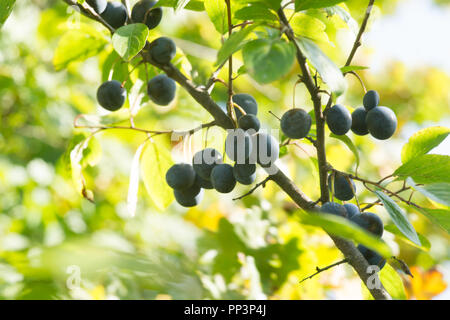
374, 190, 421, 246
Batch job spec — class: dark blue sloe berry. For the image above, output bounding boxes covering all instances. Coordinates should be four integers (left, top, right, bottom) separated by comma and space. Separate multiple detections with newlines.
194, 173, 214, 189
351, 212, 384, 237
149, 37, 176, 65
211, 164, 236, 193
366, 106, 397, 140
238, 114, 260, 132
131, 0, 163, 29
86, 0, 107, 14
97, 80, 127, 111
192, 148, 222, 180
101, 1, 128, 29
351, 107, 369, 136
357, 244, 386, 269
174, 185, 204, 207
249, 132, 279, 167
225, 129, 253, 163
233, 163, 256, 185
326, 104, 352, 135
165, 163, 196, 190
320, 202, 347, 218
343, 203, 360, 219
328, 173, 356, 201
233, 94, 258, 119
280, 108, 312, 139
363, 90, 380, 111
147, 74, 176, 106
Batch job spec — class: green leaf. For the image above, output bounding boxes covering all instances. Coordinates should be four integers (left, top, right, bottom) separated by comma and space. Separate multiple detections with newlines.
156, 0, 204, 11
384, 224, 431, 251
70, 135, 98, 202
204, 0, 228, 34
242, 38, 295, 84
53, 24, 108, 71
394, 154, 450, 184
234, 3, 278, 22
112, 24, 149, 61
0, 0, 15, 28
407, 178, 450, 207
340, 65, 369, 73
141, 138, 174, 211
416, 208, 450, 234
295, 0, 348, 11
363, 263, 407, 300
296, 37, 346, 95
290, 13, 329, 43
215, 25, 257, 67
298, 212, 392, 258
401, 126, 450, 163
324, 5, 358, 33
374, 190, 421, 246
329, 133, 360, 167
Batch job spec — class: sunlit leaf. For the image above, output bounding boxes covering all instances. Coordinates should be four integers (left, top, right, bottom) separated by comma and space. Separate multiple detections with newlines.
329, 133, 360, 167
296, 37, 346, 95
53, 24, 108, 71
204, 0, 227, 34
295, 0, 348, 11
384, 224, 430, 251
416, 208, 450, 234
340, 65, 368, 73
234, 3, 278, 22
407, 178, 450, 207
0, 0, 15, 28
112, 24, 149, 61
141, 138, 174, 211
374, 190, 421, 246
290, 13, 329, 44
401, 126, 450, 163
362, 263, 407, 300
242, 38, 295, 84
394, 154, 450, 184
215, 25, 257, 67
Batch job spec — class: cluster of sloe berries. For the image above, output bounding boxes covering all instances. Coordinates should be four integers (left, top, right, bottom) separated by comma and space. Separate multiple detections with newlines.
92, 1, 178, 111
320, 201, 386, 269
166, 94, 281, 207
326, 90, 397, 140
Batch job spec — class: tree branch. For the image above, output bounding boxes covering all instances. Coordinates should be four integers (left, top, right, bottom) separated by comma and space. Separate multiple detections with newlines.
61, 0, 391, 300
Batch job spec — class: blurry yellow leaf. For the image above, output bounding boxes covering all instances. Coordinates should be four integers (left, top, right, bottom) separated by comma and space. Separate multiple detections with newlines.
141, 138, 174, 211
405, 266, 447, 300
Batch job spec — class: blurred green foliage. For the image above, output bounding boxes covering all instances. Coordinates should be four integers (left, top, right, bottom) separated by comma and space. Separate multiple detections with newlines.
0, 0, 448, 300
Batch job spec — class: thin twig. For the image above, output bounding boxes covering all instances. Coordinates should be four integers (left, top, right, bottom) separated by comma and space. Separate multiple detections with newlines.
299, 259, 348, 284
233, 176, 272, 201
